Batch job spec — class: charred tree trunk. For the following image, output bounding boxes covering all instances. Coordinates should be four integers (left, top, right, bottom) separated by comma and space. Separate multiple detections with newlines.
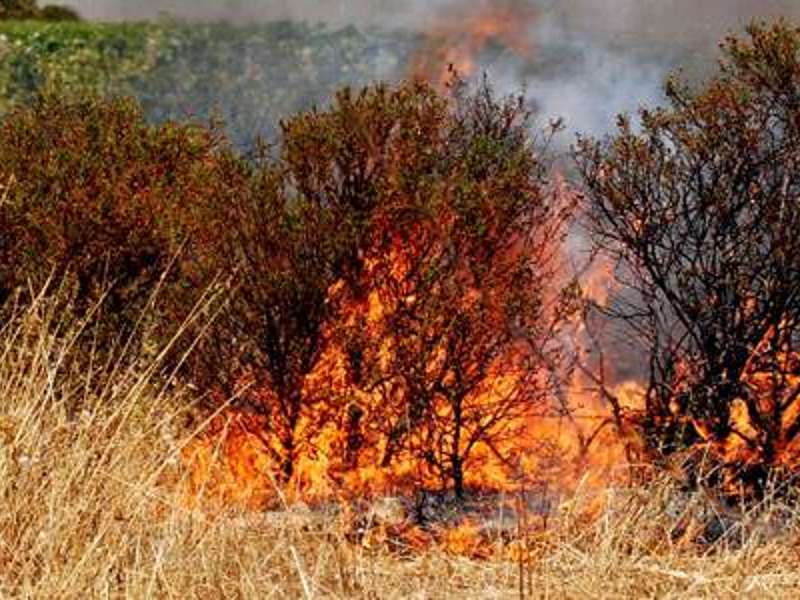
279, 388, 303, 483
451, 395, 465, 501
451, 455, 465, 501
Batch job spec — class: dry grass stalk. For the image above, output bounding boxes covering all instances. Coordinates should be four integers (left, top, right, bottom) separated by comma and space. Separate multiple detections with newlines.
1, 290, 800, 599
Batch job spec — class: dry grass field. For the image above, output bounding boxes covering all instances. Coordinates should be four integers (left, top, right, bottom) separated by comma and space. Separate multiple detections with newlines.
0, 292, 798, 599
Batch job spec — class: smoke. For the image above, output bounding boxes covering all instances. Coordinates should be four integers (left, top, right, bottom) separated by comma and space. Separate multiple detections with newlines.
556, 0, 800, 41
60, 1, 413, 25
484, 12, 675, 138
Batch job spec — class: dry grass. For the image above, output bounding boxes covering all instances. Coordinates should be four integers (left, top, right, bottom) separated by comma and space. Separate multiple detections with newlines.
1, 293, 800, 599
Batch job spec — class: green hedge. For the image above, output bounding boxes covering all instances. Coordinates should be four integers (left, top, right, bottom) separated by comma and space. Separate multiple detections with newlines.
0, 20, 413, 145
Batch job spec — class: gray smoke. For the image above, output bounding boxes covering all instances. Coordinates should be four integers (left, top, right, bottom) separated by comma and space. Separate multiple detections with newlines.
482, 11, 674, 138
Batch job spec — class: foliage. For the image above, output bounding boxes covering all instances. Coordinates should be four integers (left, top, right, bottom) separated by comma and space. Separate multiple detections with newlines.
0, 20, 413, 146
0, 1, 79, 21
577, 20, 800, 494
173, 80, 571, 492
0, 0, 38, 20
177, 82, 455, 483
279, 82, 449, 293
0, 93, 236, 352
0, 22, 162, 113
37, 5, 81, 22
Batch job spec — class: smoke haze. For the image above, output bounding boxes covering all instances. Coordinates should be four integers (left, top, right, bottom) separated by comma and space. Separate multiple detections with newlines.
65, 1, 800, 34
61, 1, 800, 135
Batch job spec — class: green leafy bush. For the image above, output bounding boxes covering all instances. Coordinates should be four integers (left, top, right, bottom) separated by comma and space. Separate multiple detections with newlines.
0, 22, 161, 114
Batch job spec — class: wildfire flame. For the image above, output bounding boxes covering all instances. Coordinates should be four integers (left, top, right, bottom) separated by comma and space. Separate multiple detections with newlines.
689, 325, 800, 491
408, 2, 537, 88
181, 182, 644, 557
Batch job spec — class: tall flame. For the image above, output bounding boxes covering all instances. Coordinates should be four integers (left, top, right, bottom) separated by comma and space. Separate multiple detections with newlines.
179, 2, 666, 558
182, 182, 643, 516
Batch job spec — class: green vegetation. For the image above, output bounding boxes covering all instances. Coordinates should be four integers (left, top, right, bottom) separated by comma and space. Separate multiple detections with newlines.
0, 20, 412, 145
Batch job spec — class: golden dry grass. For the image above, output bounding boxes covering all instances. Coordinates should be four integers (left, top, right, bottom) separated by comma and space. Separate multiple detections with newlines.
1, 292, 800, 599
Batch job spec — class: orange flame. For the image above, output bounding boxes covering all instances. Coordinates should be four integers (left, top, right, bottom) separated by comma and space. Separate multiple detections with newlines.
182, 211, 639, 510
177, 7, 664, 554
693, 324, 800, 490
408, 2, 537, 88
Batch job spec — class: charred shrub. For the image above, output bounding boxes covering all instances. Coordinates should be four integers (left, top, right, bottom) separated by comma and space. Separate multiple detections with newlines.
176, 82, 453, 483
577, 21, 800, 496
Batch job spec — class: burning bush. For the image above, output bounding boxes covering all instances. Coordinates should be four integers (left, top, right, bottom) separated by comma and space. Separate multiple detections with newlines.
347, 82, 573, 500
179, 79, 574, 501
0, 81, 574, 506
577, 21, 800, 496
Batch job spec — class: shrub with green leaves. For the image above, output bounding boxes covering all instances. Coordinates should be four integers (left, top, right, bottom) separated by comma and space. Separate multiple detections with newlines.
0, 22, 161, 114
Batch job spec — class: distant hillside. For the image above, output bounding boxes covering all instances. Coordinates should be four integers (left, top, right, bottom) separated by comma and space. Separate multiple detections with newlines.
0, 20, 413, 146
